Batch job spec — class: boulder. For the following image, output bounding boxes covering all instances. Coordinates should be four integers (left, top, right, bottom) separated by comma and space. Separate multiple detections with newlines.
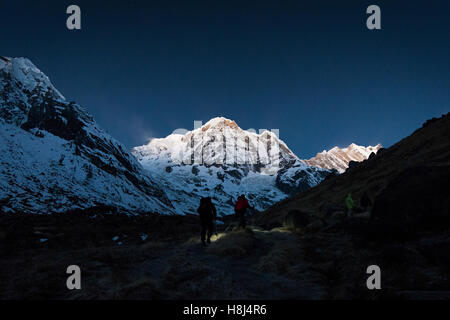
377, 147, 386, 155
346, 160, 359, 171
283, 210, 312, 229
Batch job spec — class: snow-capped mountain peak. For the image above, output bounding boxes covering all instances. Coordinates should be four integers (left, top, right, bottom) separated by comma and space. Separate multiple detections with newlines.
305, 143, 382, 173
0, 57, 172, 214
133, 116, 299, 172
1, 57, 381, 217
201, 116, 240, 130
0, 56, 64, 100
132, 117, 331, 215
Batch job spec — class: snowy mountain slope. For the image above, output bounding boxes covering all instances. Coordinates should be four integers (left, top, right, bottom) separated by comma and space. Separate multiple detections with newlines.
304, 143, 382, 173
132, 117, 332, 215
0, 56, 64, 126
0, 56, 379, 216
0, 57, 173, 214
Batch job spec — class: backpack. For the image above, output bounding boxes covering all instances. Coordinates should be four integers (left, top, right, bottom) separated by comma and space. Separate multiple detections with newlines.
234, 197, 248, 211
198, 198, 214, 220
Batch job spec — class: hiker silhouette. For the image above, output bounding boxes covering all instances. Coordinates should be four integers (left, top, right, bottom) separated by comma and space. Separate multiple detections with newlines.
197, 197, 217, 245
234, 194, 253, 229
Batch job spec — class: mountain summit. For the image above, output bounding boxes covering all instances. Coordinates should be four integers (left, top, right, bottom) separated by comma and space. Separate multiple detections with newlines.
132, 117, 378, 215
133, 116, 300, 174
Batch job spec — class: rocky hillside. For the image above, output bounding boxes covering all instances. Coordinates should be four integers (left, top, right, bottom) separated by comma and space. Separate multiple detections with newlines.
256, 112, 450, 227
248, 113, 450, 299
0, 57, 172, 214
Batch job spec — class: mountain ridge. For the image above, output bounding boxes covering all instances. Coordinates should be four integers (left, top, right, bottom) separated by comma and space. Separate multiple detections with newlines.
255, 111, 450, 227
132, 117, 378, 215
0, 57, 172, 214
304, 143, 382, 173
1, 57, 381, 216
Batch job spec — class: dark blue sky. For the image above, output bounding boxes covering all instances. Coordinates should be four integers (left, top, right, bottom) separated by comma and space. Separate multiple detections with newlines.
1, 0, 449, 158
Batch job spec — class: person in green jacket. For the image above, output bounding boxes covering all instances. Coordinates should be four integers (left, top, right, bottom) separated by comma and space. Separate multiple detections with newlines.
345, 193, 354, 218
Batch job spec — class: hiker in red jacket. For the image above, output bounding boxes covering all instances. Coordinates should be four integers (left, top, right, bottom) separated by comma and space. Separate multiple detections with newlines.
234, 194, 253, 229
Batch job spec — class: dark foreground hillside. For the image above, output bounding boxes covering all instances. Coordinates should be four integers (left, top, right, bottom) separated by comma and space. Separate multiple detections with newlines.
0, 211, 330, 299
1, 205, 449, 300
0, 113, 449, 300
256, 113, 450, 227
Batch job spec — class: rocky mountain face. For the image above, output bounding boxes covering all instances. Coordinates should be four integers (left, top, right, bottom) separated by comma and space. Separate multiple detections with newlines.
256, 112, 450, 228
1, 113, 449, 300
132, 117, 370, 216
253, 113, 450, 299
0, 57, 172, 214
0, 57, 378, 216
304, 143, 382, 173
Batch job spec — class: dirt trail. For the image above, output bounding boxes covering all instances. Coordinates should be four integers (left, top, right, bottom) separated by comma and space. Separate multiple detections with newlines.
2, 207, 449, 300
123, 227, 327, 299
0, 216, 332, 299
